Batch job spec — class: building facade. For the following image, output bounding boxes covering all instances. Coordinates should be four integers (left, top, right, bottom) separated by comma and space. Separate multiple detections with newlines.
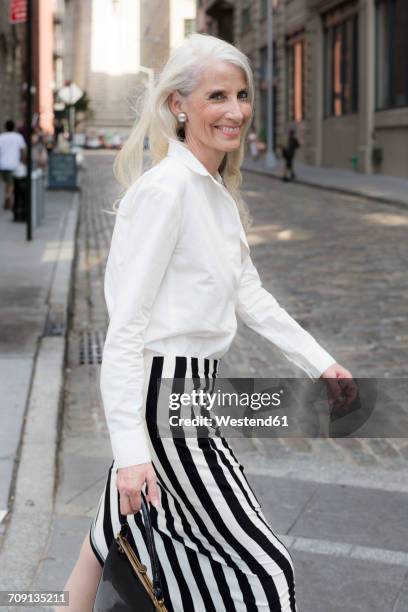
140, 0, 197, 75
63, 0, 147, 136
140, 0, 170, 74
0, 0, 28, 131
37, 0, 54, 133
61, 0, 197, 136
170, 0, 197, 51
0, 0, 56, 135
198, 0, 408, 178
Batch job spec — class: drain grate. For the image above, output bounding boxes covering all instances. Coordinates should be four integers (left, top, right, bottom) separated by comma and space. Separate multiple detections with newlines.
79, 329, 106, 365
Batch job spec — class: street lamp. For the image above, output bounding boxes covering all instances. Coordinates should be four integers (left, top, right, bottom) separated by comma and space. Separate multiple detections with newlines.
25, 0, 33, 240
266, 0, 276, 168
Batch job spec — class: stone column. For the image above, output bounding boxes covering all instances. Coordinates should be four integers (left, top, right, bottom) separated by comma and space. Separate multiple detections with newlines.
357, 0, 374, 174
305, 12, 323, 166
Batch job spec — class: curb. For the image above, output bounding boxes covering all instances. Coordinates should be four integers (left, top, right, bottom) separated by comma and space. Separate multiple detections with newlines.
0, 192, 80, 590
241, 163, 408, 211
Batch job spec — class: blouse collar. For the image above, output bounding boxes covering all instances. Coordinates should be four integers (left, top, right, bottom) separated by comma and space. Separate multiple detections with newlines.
166, 138, 224, 186
166, 138, 250, 256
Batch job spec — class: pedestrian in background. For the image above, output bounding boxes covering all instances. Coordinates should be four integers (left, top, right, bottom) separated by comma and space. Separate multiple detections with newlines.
281, 128, 299, 182
248, 127, 259, 160
0, 120, 27, 210
32, 129, 48, 171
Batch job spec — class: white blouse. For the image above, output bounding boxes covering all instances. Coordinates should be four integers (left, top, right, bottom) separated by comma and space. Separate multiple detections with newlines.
100, 138, 337, 468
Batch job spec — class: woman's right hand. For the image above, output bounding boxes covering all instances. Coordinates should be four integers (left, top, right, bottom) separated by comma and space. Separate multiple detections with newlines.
116, 462, 160, 515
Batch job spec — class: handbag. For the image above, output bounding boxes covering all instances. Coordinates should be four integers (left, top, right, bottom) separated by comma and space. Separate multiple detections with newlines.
93, 491, 168, 612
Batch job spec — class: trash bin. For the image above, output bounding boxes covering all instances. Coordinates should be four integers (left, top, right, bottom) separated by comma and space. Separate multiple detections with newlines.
13, 167, 45, 228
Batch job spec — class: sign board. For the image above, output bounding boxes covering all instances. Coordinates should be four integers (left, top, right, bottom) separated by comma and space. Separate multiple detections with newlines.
9, 0, 27, 23
58, 82, 83, 105
48, 153, 78, 190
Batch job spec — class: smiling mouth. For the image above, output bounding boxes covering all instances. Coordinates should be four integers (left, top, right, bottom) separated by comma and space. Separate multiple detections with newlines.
213, 125, 241, 135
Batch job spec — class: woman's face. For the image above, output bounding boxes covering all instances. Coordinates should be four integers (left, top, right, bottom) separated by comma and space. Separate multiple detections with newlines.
173, 60, 253, 155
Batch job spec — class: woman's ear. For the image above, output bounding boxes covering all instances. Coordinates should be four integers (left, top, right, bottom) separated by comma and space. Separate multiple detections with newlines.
168, 91, 184, 118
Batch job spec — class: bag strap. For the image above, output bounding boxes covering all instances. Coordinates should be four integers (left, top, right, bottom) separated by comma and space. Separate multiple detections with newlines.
140, 490, 164, 601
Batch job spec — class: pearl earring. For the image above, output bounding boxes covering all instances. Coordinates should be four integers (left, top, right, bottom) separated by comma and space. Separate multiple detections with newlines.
176, 112, 187, 141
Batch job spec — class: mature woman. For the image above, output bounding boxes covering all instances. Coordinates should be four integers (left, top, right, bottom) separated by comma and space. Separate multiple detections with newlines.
59, 33, 351, 612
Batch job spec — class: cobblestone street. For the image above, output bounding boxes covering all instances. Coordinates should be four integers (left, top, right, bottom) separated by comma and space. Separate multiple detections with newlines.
31, 152, 408, 612
72, 152, 408, 470
235, 171, 408, 380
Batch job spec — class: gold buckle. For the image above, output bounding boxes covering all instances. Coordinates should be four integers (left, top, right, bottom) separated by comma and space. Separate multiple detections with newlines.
116, 531, 168, 611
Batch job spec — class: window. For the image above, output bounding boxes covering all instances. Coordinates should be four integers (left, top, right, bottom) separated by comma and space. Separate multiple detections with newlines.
184, 18, 196, 38
323, 8, 358, 117
241, 0, 251, 33
376, 0, 408, 110
287, 36, 305, 122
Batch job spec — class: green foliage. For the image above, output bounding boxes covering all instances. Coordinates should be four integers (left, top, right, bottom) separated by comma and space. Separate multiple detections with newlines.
259, 127, 267, 143
74, 91, 91, 112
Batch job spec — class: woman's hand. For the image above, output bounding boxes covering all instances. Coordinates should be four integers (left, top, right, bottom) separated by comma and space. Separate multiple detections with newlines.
320, 362, 352, 380
116, 462, 160, 515
320, 363, 358, 410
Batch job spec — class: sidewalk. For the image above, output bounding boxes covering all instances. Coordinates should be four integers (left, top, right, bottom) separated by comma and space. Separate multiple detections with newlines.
242, 156, 408, 208
0, 181, 80, 589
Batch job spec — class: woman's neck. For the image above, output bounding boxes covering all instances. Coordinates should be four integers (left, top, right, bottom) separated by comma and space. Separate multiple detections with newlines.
184, 136, 225, 178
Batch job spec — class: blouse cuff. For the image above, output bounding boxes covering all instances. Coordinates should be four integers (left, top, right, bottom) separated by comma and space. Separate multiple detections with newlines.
301, 345, 338, 379
110, 426, 152, 468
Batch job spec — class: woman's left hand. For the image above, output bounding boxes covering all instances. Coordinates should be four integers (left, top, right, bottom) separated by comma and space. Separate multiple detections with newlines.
320, 363, 358, 410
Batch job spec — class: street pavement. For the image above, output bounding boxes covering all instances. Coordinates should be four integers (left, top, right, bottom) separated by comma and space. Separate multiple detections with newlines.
0, 181, 79, 538
242, 155, 408, 210
1, 151, 408, 611
0, 178, 80, 611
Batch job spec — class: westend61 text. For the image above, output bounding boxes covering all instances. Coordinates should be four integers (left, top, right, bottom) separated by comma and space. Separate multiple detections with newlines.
168, 415, 289, 427
168, 389, 283, 411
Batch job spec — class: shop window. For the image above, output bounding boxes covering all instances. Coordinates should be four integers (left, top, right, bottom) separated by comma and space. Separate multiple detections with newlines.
376, 0, 408, 110
287, 36, 305, 122
323, 5, 358, 117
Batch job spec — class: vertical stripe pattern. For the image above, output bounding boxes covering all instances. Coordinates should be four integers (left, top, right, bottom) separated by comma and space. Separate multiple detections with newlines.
89, 351, 298, 612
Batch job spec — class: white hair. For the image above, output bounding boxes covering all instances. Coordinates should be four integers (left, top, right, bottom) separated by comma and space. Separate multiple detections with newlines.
112, 33, 255, 229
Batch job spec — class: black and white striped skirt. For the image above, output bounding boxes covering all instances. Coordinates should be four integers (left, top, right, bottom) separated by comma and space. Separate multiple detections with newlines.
89, 350, 298, 612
